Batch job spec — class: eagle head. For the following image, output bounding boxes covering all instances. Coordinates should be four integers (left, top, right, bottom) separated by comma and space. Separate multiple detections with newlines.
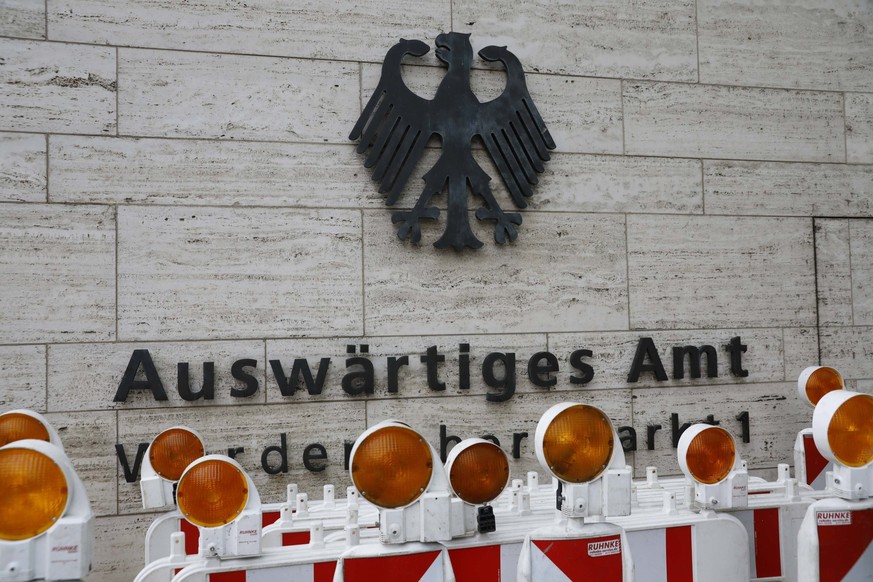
435, 32, 474, 68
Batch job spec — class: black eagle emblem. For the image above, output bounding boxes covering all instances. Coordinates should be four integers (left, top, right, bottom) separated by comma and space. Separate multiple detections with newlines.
350, 32, 556, 250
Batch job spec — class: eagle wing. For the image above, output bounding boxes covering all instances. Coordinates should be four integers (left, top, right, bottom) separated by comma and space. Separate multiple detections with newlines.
350, 39, 435, 205
476, 46, 556, 208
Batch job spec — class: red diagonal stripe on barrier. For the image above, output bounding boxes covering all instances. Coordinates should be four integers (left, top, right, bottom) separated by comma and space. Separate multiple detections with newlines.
818, 508, 873, 582
666, 526, 693, 582
533, 535, 623, 581
449, 545, 500, 582
803, 434, 829, 485
344, 550, 441, 581
754, 508, 782, 578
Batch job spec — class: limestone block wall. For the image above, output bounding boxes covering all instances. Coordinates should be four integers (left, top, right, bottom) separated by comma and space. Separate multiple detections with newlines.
0, 0, 871, 579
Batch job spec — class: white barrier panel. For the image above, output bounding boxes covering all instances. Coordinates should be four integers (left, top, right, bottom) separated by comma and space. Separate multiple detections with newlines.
798, 498, 873, 582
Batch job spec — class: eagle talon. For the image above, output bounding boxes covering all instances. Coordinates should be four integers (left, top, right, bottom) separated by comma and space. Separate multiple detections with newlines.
392, 207, 439, 243
476, 207, 521, 245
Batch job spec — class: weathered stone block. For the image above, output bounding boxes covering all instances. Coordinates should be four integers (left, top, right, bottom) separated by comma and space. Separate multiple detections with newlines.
0, 133, 45, 202
452, 0, 697, 81
704, 161, 873, 217
0, 204, 115, 344
0, 0, 45, 39
48, 0, 449, 63
117, 206, 362, 341
624, 82, 845, 162
850, 219, 873, 325
814, 219, 854, 327
0, 345, 46, 411
118, 49, 358, 142
627, 215, 816, 329
847, 93, 873, 165
698, 0, 873, 92
49, 136, 377, 208
362, 211, 628, 335
0, 39, 115, 134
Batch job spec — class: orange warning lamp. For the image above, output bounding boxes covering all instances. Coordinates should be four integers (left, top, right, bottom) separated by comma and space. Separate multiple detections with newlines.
0, 439, 93, 579
534, 403, 631, 518
537, 404, 614, 483
350, 423, 434, 509
140, 426, 206, 509
445, 439, 510, 505
678, 424, 748, 508
0, 447, 68, 542
177, 457, 250, 528
175, 455, 262, 557
812, 391, 873, 500
149, 427, 206, 482
797, 366, 844, 407
0, 410, 63, 450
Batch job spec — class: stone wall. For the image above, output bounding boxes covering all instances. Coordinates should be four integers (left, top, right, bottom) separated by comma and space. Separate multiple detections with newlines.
1, 1, 871, 579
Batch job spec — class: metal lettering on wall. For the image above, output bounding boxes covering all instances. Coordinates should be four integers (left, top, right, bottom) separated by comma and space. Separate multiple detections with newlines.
111, 337, 758, 479
350, 32, 556, 250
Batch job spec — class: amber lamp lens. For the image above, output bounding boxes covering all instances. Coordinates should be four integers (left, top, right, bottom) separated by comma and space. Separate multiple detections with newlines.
0, 413, 50, 447
686, 427, 735, 484
449, 442, 510, 504
806, 367, 844, 405
827, 394, 873, 467
149, 428, 205, 481
176, 459, 249, 528
542, 405, 614, 483
0, 448, 68, 540
351, 425, 433, 508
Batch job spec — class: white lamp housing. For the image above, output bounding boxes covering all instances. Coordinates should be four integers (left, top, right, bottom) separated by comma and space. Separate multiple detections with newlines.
176, 455, 262, 558
678, 424, 748, 509
797, 365, 844, 407
812, 390, 873, 500
534, 403, 632, 520
350, 420, 465, 544
0, 440, 93, 582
